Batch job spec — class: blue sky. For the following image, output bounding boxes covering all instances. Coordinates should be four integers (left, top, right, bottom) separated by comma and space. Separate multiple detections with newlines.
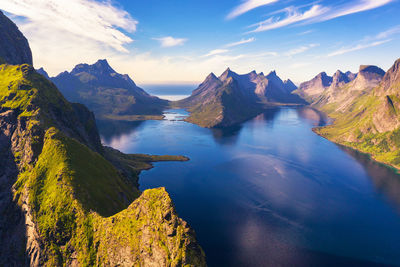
0, 0, 399, 84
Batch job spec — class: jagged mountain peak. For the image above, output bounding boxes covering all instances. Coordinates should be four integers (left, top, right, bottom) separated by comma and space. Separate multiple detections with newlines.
332, 70, 350, 84
283, 79, 297, 93
36, 67, 50, 79
359, 65, 385, 76
0, 11, 33, 65
71, 59, 116, 75
205, 72, 218, 81
381, 57, 400, 93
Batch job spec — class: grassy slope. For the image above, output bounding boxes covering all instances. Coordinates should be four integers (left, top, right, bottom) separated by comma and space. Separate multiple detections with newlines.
1, 63, 205, 266
314, 83, 400, 169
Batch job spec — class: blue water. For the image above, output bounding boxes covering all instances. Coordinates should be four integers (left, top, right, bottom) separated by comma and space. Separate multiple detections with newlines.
99, 107, 400, 267
139, 83, 194, 100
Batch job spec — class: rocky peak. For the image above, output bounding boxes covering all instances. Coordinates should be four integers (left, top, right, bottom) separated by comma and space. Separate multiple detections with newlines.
219, 67, 237, 81
345, 71, 357, 81
205, 72, 218, 82
71, 59, 115, 76
351, 65, 385, 91
283, 79, 297, 93
0, 11, 33, 65
316, 72, 333, 86
381, 58, 400, 93
331, 70, 350, 87
36, 67, 50, 79
359, 65, 385, 76
266, 70, 277, 77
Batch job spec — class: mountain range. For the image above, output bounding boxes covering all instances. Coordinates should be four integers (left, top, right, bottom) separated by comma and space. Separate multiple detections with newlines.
43, 60, 168, 121
309, 59, 400, 169
0, 11, 205, 266
174, 68, 305, 127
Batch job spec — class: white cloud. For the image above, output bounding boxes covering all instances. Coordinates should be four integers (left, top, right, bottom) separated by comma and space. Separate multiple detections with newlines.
376, 25, 400, 39
321, 0, 394, 21
248, 0, 394, 33
285, 43, 319, 56
327, 24, 400, 57
249, 5, 328, 33
202, 49, 230, 57
227, 0, 279, 19
153, 36, 187, 47
225, 37, 256, 47
327, 39, 391, 57
0, 0, 137, 52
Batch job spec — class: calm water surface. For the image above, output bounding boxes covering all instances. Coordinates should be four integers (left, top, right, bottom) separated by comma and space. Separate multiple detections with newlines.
99, 107, 400, 267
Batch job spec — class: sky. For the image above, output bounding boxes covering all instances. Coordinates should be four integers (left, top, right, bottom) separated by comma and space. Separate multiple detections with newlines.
0, 0, 399, 85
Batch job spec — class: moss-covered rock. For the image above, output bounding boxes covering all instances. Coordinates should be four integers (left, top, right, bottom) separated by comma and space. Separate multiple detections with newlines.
0, 61, 206, 266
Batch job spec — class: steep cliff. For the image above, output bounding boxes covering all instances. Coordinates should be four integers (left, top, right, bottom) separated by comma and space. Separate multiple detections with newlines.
0, 11, 32, 65
0, 63, 205, 266
314, 58, 400, 169
0, 12, 205, 267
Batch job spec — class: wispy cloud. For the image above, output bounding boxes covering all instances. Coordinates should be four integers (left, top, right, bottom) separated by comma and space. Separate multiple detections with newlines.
0, 0, 137, 52
376, 25, 400, 39
227, 0, 279, 19
248, 5, 327, 33
285, 43, 319, 56
327, 39, 391, 57
248, 0, 394, 33
153, 36, 187, 47
321, 0, 394, 21
327, 24, 400, 57
297, 30, 314, 36
202, 49, 230, 57
225, 37, 256, 47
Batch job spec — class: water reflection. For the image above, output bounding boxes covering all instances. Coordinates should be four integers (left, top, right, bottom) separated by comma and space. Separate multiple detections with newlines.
100, 107, 400, 266
340, 145, 400, 213
97, 119, 143, 144
211, 125, 242, 145
296, 106, 330, 126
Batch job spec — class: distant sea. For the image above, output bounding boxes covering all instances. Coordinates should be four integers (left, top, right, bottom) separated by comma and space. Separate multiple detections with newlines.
139, 83, 197, 101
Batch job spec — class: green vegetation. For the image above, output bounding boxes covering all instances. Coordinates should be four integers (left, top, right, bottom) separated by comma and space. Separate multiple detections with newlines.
1, 63, 205, 266
314, 86, 400, 170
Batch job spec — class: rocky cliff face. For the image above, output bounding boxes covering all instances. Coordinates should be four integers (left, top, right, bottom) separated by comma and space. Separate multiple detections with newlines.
0, 11, 32, 65
312, 65, 385, 112
50, 59, 168, 120
0, 12, 205, 267
0, 62, 205, 267
296, 72, 333, 102
175, 68, 304, 127
314, 58, 400, 169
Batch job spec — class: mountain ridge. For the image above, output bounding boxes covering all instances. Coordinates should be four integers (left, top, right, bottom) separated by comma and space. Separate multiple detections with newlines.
175, 68, 305, 127
50, 59, 168, 121
0, 12, 206, 266
313, 58, 400, 169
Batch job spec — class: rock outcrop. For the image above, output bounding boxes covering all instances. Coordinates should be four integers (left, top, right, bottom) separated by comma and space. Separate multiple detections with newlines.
0, 12, 206, 266
0, 11, 32, 65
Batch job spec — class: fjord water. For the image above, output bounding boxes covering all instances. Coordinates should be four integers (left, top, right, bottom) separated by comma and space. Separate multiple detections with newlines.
99, 107, 400, 267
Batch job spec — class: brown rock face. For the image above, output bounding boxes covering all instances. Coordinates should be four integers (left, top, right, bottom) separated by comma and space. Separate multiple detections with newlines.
0, 11, 33, 65
380, 58, 400, 94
